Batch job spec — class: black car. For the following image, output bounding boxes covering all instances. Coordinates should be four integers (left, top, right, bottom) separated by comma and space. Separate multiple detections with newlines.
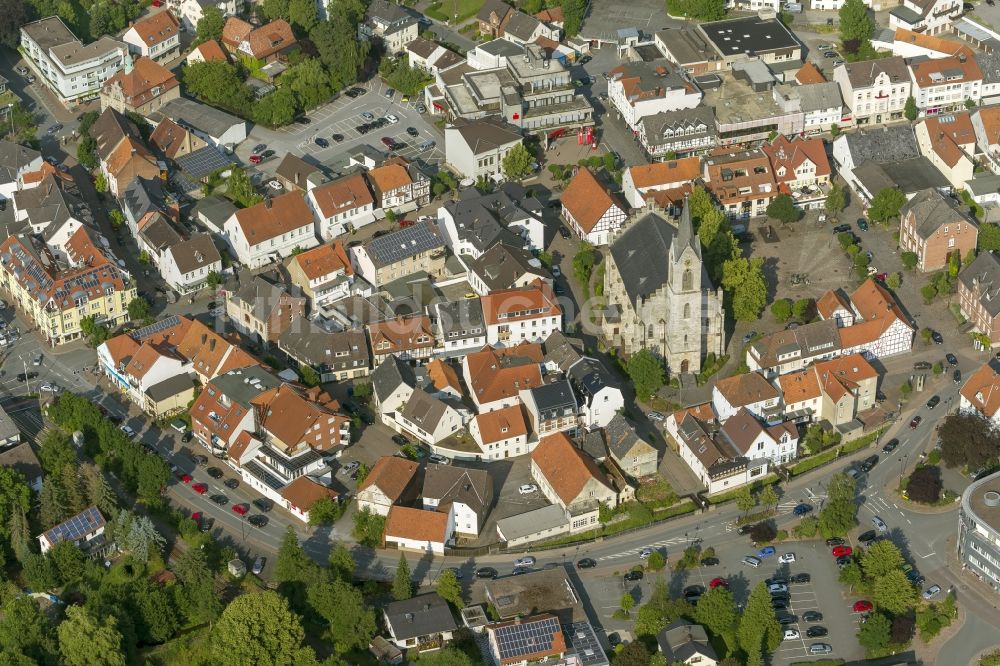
200, 518, 213, 532
931, 330, 943, 344
607, 633, 621, 649
344, 88, 362, 98
475, 567, 498, 579
791, 573, 811, 584
913, 361, 932, 371
806, 626, 828, 638
803, 611, 823, 623
558, 226, 571, 239
826, 537, 845, 547
860, 454, 880, 472
701, 557, 720, 566
910, 415, 923, 429
776, 613, 797, 625
765, 578, 787, 587
512, 567, 532, 575
181, 431, 193, 443
859, 530, 877, 545
252, 143, 267, 154
224, 478, 240, 489
738, 524, 753, 536
623, 571, 644, 582
247, 514, 268, 527
392, 434, 409, 446
946, 353, 959, 366
954, 368, 962, 384
882, 438, 899, 453
16, 372, 38, 382
836, 555, 852, 566
331, 133, 345, 142
261, 149, 276, 159
190, 454, 208, 466
206, 467, 223, 478
833, 223, 851, 233
684, 585, 705, 597
315, 137, 329, 148
253, 498, 273, 512
210, 494, 228, 505
577, 558, 597, 569
926, 395, 941, 410
406, 127, 419, 137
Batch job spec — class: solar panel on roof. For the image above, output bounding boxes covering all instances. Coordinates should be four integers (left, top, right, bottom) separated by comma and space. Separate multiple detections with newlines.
494, 616, 561, 661
175, 147, 235, 180
45, 506, 103, 546
366, 221, 442, 266
135, 314, 181, 340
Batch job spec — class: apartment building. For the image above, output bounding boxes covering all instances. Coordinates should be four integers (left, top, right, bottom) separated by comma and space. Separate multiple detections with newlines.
833, 57, 912, 126
607, 61, 702, 132
910, 52, 983, 114
703, 148, 777, 219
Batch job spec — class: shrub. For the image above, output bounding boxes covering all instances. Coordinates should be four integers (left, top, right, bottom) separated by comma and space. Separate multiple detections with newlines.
749, 521, 777, 543
906, 466, 942, 503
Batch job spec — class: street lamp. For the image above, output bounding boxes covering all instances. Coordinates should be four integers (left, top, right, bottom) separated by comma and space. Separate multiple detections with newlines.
898, 454, 909, 483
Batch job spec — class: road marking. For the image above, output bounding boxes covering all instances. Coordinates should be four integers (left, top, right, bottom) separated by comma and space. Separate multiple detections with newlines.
920, 551, 936, 559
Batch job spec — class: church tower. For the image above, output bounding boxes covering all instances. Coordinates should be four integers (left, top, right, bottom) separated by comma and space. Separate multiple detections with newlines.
665, 196, 706, 375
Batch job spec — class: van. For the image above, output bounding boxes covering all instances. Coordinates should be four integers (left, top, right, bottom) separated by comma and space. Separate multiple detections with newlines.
742, 556, 761, 568
419, 140, 436, 151
809, 643, 833, 655
785, 2, 802, 11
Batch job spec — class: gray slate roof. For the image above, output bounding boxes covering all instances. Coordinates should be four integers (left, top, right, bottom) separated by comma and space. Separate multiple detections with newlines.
156, 97, 244, 140
399, 389, 451, 433
798, 81, 843, 112
0, 141, 41, 184
383, 593, 458, 641
434, 298, 485, 338
657, 620, 718, 665
496, 504, 569, 540
463, 243, 547, 292
527, 379, 577, 420
640, 105, 717, 148
168, 233, 220, 274
749, 319, 841, 369
477, 38, 525, 58
978, 50, 1000, 86
900, 188, 976, 240
122, 177, 169, 223
14, 175, 86, 235
278, 323, 370, 372
192, 195, 237, 229
840, 57, 909, 88
423, 463, 493, 521
567, 356, 617, 405
449, 117, 522, 155
843, 125, 919, 165
603, 414, 654, 462
145, 373, 196, 402
959, 251, 1000, 318
543, 331, 584, 373
504, 11, 543, 41
0, 442, 40, 485
138, 214, 182, 254
372, 355, 416, 405
854, 156, 948, 195
609, 212, 677, 308
0, 405, 20, 443
210, 365, 281, 407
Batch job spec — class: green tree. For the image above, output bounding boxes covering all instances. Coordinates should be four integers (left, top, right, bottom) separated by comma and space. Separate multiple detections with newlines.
76, 134, 98, 169
625, 349, 665, 402
868, 188, 907, 225
130, 578, 180, 644
436, 568, 464, 608
309, 17, 369, 90
887, 272, 902, 289
307, 496, 343, 525
694, 586, 738, 652
79, 315, 111, 346
182, 60, 252, 114
792, 298, 812, 320
502, 143, 534, 180
328, 542, 355, 583
614, 641, 651, 666
251, 87, 299, 127
738, 583, 782, 666
109, 209, 125, 228
901, 251, 919, 270
646, 550, 666, 571
980, 223, 1000, 252
572, 241, 595, 284
213, 592, 316, 666
667, 0, 726, 20
57, 605, 126, 666
633, 578, 689, 637
839, 560, 863, 588
287, 0, 317, 31
766, 193, 801, 224
393, 553, 413, 601
620, 591, 635, 616
206, 270, 223, 289
561, 0, 587, 35
50, 540, 85, 585
840, 0, 873, 52
417, 649, 476, 666
127, 296, 152, 322
275, 525, 313, 585
39, 479, 68, 529
306, 579, 377, 653
352, 507, 385, 548
522, 0, 543, 12
722, 256, 768, 321
196, 6, 225, 43
735, 485, 756, 516
261, 0, 290, 20
173, 547, 221, 625
861, 539, 905, 580
0, 595, 57, 664
825, 183, 846, 216
8, 507, 30, 561
858, 611, 892, 657
283, 58, 332, 111
872, 569, 918, 614
94, 173, 108, 194
904, 96, 918, 122
770, 298, 792, 322
0, 467, 30, 539
818, 472, 857, 537
759, 484, 779, 511
299, 363, 320, 387
226, 167, 263, 208
0, 0, 29, 49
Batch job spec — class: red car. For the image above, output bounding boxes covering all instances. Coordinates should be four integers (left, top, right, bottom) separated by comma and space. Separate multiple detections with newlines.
191, 512, 202, 522
709, 577, 729, 589
832, 545, 853, 558
232, 503, 249, 515
853, 600, 873, 613
399, 219, 415, 227
180, 474, 193, 484
192, 483, 208, 494
249, 154, 262, 165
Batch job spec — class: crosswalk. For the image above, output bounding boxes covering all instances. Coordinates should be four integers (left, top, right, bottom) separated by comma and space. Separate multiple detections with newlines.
597, 536, 691, 561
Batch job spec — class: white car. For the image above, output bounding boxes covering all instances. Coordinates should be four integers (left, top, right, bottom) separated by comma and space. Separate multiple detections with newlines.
552, 265, 561, 277
768, 583, 789, 594
386, 114, 399, 124
514, 556, 535, 568
428, 454, 450, 465
639, 547, 654, 559
266, 180, 283, 191
779, 553, 796, 564
647, 411, 664, 421
872, 516, 888, 532
518, 484, 537, 495
922, 584, 941, 600
783, 629, 800, 641
39, 383, 60, 393
119, 425, 136, 438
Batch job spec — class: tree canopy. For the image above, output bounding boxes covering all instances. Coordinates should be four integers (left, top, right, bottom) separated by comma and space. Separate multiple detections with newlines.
818, 472, 858, 537
722, 256, 768, 321
626, 349, 665, 402
839, 0, 873, 52
868, 188, 907, 225
502, 143, 534, 180
195, 6, 225, 43
667, 0, 727, 21
766, 193, 801, 224
212, 592, 316, 666
939, 412, 1000, 469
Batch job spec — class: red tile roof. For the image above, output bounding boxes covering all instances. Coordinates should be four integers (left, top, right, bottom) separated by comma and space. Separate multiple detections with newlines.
384, 505, 449, 543
465, 343, 544, 405
961, 361, 1000, 418
310, 173, 374, 219
761, 135, 831, 183
289, 241, 353, 280
358, 456, 420, 501
474, 403, 528, 444
561, 168, 625, 233
480, 281, 561, 326
530, 432, 612, 505
281, 476, 338, 512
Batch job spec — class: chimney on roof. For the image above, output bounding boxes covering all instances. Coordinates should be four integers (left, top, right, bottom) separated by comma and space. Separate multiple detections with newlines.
265, 197, 272, 209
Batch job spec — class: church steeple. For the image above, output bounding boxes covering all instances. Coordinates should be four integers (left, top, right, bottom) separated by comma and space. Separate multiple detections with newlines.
673, 193, 701, 263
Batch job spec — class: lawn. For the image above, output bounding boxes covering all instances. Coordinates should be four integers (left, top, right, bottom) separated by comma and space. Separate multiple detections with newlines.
426, 0, 485, 22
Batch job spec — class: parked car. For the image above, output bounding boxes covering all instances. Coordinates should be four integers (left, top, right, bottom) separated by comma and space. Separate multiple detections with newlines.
758, 546, 776, 558
809, 643, 833, 655
518, 484, 537, 495
857, 218, 869, 231
872, 515, 888, 532
119, 425, 136, 438
791, 573, 811, 584
261, 149, 276, 159
514, 556, 536, 568
859, 530, 878, 546
954, 369, 962, 384
647, 411, 664, 421
331, 133, 344, 143
206, 467, 223, 479
806, 626, 828, 638
833, 224, 851, 233
803, 611, 823, 623
252, 557, 266, 575
769, 583, 789, 595
946, 353, 958, 366
232, 503, 249, 515
406, 126, 419, 137
793, 503, 812, 516
783, 629, 800, 641
853, 600, 873, 613
639, 547, 655, 559
910, 415, 922, 429
832, 546, 853, 558
776, 613, 797, 625
882, 438, 899, 453
385, 114, 399, 124
926, 395, 940, 410
249, 154, 263, 165
913, 361, 932, 371
210, 494, 228, 505
224, 478, 239, 489
623, 570, 644, 581
192, 483, 208, 494
709, 577, 729, 588
315, 137, 329, 148
922, 584, 942, 600
392, 434, 409, 446
742, 556, 761, 568
779, 553, 796, 564
253, 498, 273, 512
248, 514, 268, 527
476, 567, 498, 579
860, 455, 880, 472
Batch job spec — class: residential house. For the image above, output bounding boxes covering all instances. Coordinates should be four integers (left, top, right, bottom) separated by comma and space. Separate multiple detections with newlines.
11, 174, 88, 259
476, 0, 514, 38
286, 241, 354, 308
121, 10, 181, 62
960, 359, 1000, 425
520, 380, 579, 438
463, 243, 549, 296
712, 372, 782, 423
0, 442, 42, 493
280, 476, 340, 523
308, 173, 376, 240
167, 0, 243, 32
545, 332, 624, 430
607, 61, 702, 132
38, 506, 107, 555
761, 135, 832, 191
357, 0, 419, 55
429, 298, 487, 356
222, 192, 318, 268
898, 188, 978, 272
275, 154, 320, 193
703, 148, 776, 219
824, 281, 915, 359
880, 27, 973, 60
653, 26, 719, 76
469, 404, 530, 460
437, 187, 540, 259
357, 455, 421, 516
530, 432, 617, 532
971, 106, 1000, 173
746, 319, 843, 378
502, 10, 559, 45
833, 57, 911, 127
779, 353, 879, 427
910, 53, 982, 113
389, 389, 465, 446
600, 208, 726, 374
423, 464, 493, 537
185, 39, 228, 65
622, 157, 701, 209
561, 169, 628, 246
0, 405, 22, 450
830, 124, 946, 203
20, 17, 126, 107
367, 157, 430, 213
407, 38, 464, 74
382, 594, 458, 651
657, 620, 719, 666
367, 315, 436, 365
637, 106, 717, 159
149, 117, 209, 162
154, 97, 247, 148
771, 80, 844, 135
191, 194, 236, 234
221, 17, 297, 63
100, 55, 180, 117
224, 273, 306, 347
159, 233, 221, 294
673, 409, 770, 494
481, 281, 561, 346
915, 111, 976, 188
0, 140, 43, 203
720, 408, 798, 466
445, 117, 523, 180
189, 365, 279, 452
889, 0, 962, 36
463, 342, 544, 411
279, 323, 370, 382
487, 615, 567, 666
350, 220, 446, 288
372, 356, 418, 419
959, 251, 1000, 345
384, 505, 450, 554
101, 135, 163, 197
600, 414, 658, 478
